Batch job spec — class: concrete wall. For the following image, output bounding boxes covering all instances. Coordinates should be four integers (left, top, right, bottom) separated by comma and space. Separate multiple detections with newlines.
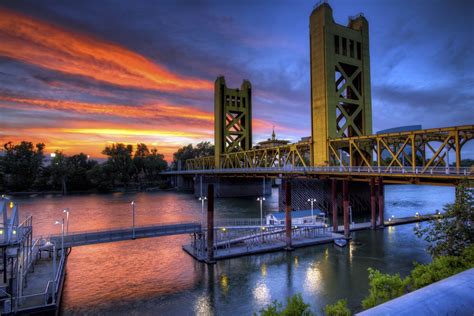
193, 176, 272, 198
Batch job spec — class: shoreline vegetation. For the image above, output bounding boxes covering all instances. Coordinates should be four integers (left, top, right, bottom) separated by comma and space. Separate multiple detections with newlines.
0, 140, 213, 195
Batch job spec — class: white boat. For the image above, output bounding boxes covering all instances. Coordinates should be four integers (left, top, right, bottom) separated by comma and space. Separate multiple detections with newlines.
334, 238, 347, 247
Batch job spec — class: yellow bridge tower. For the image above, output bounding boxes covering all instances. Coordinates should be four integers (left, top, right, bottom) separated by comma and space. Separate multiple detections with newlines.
310, 3, 372, 166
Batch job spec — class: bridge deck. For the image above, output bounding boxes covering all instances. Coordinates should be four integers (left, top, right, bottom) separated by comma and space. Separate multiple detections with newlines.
165, 166, 472, 185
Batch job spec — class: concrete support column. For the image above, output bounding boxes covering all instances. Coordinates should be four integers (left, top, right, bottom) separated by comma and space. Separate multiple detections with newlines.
331, 179, 338, 232
370, 177, 376, 229
378, 177, 384, 228
343, 179, 350, 238
207, 184, 215, 263
285, 180, 292, 250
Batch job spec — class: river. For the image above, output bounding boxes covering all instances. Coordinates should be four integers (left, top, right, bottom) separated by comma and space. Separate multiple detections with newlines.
14, 184, 454, 315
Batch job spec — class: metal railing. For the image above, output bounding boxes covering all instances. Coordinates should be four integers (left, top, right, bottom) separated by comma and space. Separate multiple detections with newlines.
166, 166, 472, 176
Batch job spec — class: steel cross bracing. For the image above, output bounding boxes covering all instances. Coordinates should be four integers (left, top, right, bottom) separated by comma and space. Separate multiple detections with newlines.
179, 125, 473, 184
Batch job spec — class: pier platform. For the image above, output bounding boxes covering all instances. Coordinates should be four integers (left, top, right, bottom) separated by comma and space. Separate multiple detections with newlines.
183, 232, 344, 261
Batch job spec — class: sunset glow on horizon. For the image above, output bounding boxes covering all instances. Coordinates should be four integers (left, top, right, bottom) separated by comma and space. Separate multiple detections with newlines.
1, 1, 472, 161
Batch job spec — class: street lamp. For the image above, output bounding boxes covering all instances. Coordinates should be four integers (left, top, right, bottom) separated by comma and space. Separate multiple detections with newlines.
131, 201, 136, 239
307, 198, 317, 223
257, 197, 266, 226
54, 219, 64, 257
63, 208, 69, 235
198, 196, 207, 227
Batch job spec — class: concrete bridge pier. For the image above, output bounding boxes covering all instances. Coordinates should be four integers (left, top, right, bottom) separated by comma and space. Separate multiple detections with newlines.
206, 183, 216, 264
370, 178, 376, 229
284, 179, 292, 250
378, 177, 384, 228
331, 179, 338, 232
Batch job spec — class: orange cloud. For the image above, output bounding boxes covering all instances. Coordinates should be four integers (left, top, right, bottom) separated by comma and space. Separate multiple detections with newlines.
0, 96, 214, 123
0, 8, 213, 92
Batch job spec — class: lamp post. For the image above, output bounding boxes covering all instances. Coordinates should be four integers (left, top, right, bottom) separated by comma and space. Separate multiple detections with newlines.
63, 208, 69, 235
198, 196, 207, 228
307, 198, 317, 223
54, 219, 64, 257
257, 197, 265, 226
131, 201, 136, 239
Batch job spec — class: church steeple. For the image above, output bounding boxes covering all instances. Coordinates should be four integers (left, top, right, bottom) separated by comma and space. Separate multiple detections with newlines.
271, 126, 276, 140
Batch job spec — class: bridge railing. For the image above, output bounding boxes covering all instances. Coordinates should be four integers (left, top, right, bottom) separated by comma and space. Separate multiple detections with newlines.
167, 166, 472, 176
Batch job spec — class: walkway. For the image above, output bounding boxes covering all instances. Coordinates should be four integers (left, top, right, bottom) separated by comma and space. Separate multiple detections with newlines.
48, 222, 201, 247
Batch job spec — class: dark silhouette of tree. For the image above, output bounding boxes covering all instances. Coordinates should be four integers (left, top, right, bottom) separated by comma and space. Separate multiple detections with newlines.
2, 141, 45, 191
172, 141, 214, 170
50, 151, 69, 194
102, 143, 134, 187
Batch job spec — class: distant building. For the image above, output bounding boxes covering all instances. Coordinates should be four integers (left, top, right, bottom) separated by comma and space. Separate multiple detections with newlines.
255, 128, 290, 149
377, 125, 422, 134
265, 209, 325, 225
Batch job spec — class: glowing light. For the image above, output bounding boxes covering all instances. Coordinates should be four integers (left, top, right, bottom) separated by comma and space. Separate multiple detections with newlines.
221, 227, 226, 232
0, 230, 3, 235
12, 230, 16, 235
50, 153, 56, 158
9, 202, 13, 208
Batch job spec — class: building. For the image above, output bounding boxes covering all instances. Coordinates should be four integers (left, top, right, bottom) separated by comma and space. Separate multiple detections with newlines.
265, 209, 326, 225
255, 128, 290, 149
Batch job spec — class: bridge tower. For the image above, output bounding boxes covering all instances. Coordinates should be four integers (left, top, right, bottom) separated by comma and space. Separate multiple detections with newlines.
310, 3, 372, 166
214, 76, 252, 168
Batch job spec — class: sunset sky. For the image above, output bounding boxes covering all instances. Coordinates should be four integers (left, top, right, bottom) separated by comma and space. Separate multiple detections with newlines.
0, 0, 473, 161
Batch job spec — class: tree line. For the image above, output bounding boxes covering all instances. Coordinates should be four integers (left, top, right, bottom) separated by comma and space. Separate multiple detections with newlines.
0, 140, 215, 193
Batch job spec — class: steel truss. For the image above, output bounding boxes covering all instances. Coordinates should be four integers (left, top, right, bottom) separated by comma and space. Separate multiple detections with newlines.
328, 125, 473, 172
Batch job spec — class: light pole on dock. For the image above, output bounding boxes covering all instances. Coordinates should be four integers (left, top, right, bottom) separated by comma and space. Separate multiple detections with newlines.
307, 198, 317, 223
257, 197, 265, 226
198, 196, 207, 228
54, 219, 64, 257
131, 201, 136, 239
63, 208, 69, 235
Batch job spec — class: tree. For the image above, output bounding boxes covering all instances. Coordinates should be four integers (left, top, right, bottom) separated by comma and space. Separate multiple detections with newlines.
172, 141, 214, 170
415, 181, 473, 257
67, 153, 97, 191
102, 143, 134, 187
324, 299, 350, 316
361, 268, 409, 309
50, 151, 69, 194
2, 141, 45, 191
257, 294, 313, 316
143, 148, 167, 181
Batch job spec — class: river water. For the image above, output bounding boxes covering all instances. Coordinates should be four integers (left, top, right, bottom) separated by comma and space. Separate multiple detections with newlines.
14, 184, 453, 315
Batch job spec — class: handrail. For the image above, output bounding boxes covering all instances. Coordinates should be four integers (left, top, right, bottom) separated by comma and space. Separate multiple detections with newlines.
165, 165, 472, 176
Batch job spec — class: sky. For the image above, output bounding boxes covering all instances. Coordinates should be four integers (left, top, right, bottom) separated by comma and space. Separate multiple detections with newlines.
0, 0, 473, 161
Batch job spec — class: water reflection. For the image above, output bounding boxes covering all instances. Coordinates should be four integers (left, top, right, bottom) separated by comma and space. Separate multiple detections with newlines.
304, 262, 322, 293
9, 185, 452, 314
253, 282, 271, 305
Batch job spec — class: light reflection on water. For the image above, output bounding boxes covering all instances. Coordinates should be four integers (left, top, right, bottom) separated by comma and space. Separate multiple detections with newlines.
11, 184, 453, 315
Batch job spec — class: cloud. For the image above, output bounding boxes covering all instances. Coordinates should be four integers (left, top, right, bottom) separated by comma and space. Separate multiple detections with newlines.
0, 8, 213, 93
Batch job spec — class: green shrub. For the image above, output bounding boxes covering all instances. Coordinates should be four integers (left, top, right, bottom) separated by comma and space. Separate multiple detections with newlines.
324, 299, 351, 316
